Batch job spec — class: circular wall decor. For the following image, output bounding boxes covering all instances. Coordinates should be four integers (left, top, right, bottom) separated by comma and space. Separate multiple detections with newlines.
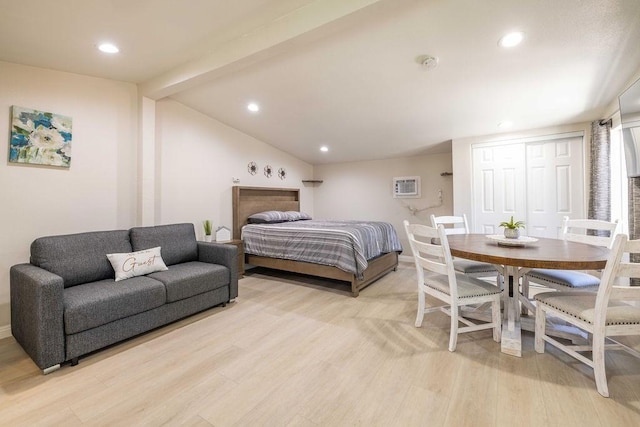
264, 164, 272, 178
247, 161, 257, 175
278, 167, 286, 180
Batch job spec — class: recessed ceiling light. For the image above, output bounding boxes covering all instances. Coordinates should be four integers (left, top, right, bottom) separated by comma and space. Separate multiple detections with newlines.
498, 120, 513, 128
320, 146, 329, 152
247, 103, 260, 112
98, 43, 119, 53
498, 32, 524, 48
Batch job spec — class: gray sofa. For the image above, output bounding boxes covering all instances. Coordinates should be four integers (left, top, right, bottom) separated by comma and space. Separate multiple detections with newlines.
10, 223, 238, 374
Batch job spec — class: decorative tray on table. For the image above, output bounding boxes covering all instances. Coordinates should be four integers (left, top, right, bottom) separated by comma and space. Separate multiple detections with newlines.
486, 235, 538, 247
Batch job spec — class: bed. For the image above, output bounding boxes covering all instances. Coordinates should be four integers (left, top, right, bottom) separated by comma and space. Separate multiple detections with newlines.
232, 186, 401, 296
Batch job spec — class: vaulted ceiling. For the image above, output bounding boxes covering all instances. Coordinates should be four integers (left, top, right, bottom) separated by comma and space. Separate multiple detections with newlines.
2, 0, 640, 164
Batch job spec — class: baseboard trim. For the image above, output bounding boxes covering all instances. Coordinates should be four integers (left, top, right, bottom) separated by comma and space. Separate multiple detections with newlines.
398, 254, 413, 263
0, 324, 11, 340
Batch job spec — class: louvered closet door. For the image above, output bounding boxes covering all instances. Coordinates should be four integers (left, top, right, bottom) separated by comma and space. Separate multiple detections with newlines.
472, 143, 527, 234
525, 137, 584, 238
471, 136, 584, 237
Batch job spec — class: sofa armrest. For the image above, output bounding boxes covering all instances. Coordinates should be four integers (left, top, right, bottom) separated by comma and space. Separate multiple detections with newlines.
10, 263, 66, 371
197, 242, 238, 300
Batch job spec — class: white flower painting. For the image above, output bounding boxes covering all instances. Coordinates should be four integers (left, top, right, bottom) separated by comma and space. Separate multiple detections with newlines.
9, 106, 72, 168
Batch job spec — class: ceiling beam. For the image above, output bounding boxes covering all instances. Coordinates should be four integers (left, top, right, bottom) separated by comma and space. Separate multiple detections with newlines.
139, 0, 390, 99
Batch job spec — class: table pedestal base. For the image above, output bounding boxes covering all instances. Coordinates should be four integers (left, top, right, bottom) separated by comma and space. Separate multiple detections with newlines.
501, 319, 522, 357
496, 265, 526, 357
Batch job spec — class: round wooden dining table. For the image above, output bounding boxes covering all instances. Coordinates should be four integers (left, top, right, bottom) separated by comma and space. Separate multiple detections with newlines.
446, 234, 610, 357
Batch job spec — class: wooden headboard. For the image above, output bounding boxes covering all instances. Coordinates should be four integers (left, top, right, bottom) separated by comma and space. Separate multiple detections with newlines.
232, 186, 300, 239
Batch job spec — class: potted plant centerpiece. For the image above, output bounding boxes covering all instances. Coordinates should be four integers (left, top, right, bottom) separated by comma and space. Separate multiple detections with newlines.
203, 220, 213, 242
499, 216, 525, 239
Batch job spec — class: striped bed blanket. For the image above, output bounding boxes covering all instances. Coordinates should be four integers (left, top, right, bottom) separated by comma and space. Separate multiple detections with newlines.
241, 220, 402, 278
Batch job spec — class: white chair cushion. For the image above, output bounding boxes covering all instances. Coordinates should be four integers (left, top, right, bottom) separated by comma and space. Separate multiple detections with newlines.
453, 259, 498, 275
425, 272, 502, 299
535, 291, 640, 325
527, 268, 600, 289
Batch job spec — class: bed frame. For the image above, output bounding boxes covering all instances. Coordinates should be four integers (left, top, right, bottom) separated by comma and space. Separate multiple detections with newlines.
232, 186, 398, 296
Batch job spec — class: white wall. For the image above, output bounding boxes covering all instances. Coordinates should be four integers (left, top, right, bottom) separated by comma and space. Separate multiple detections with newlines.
0, 61, 138, 332
0, 72, 314, 336
452, 122, 592, 230
313, 153, 454, 255
155, 99, 314, 239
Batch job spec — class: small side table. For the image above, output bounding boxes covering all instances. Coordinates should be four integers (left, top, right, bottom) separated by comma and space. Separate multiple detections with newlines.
219, 239, 244, 276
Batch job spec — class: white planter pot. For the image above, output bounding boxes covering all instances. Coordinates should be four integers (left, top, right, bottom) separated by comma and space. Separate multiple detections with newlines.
204, 235, 212, 242
503, 228, 520, 239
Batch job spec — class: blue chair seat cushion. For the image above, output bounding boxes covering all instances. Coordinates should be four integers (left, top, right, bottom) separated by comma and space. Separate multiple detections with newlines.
527, 268, 600, 289
148, 261, 229, 303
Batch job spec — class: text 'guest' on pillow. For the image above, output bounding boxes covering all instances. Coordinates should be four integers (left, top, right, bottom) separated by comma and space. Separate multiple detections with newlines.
106, 246, 168, 281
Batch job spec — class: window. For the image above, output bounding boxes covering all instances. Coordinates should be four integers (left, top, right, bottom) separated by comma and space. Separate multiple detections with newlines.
611, 125, 629, 234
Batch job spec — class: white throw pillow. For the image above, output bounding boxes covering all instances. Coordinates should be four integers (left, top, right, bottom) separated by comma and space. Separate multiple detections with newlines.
107, 246, 168, 282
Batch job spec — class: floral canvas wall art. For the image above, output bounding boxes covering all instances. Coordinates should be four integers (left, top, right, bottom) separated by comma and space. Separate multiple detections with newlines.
9, 106, 72, 168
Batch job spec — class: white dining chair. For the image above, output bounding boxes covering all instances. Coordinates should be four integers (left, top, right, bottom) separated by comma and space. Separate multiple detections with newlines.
430, 214, 501, 285
521, 217, 618, 311
404, 220, 502, 351
534, 233, 640, 397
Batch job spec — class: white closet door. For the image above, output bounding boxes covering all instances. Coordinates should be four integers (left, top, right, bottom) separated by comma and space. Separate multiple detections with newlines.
472, 143, 527, 234
471, 136, 584, 237
526, 137, 584, 238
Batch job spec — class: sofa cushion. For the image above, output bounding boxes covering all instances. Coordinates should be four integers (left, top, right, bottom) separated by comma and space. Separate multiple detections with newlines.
63, 276, 166, 334
31, 230, 132, 288
130, 223, 198, 266
107, 246, 168, 281
147, 261, 229, 303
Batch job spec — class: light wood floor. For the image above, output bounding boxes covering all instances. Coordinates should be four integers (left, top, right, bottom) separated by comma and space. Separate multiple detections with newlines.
1, 262, 639, 426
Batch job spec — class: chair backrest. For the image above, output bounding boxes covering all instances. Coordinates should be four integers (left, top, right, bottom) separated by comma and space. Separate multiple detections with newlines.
561, 217, 618, 248
430, 214, 470, 235
594, 234, 640, 326
404, 220, 458, 299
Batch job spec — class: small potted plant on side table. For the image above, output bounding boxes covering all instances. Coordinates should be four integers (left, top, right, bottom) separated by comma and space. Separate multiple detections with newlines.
203, 220, 213, 242
499, 216, 525, 239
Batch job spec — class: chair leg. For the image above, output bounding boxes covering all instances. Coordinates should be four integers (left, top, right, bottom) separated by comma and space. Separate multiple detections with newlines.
592, 331, 609, 398
448, 305, 459, 352
534, 304, 545, 353
415, 290, 425, 327
491, 298, 501, 342
521, 276, 530, 315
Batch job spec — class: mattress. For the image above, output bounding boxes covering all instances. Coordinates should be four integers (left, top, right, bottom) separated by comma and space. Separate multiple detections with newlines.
241, 220, 402, 277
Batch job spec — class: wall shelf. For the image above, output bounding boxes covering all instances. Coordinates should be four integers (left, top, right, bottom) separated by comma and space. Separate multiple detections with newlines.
302, 180, 323, 184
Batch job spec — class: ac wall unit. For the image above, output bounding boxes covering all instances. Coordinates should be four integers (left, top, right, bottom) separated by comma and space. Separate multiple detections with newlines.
393, 176, 421, 198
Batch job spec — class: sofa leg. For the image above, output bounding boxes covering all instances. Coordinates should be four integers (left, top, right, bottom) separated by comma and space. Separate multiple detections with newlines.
42, 364, 61, 375
221, 302, 227, 307
71, 357, 79, 366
